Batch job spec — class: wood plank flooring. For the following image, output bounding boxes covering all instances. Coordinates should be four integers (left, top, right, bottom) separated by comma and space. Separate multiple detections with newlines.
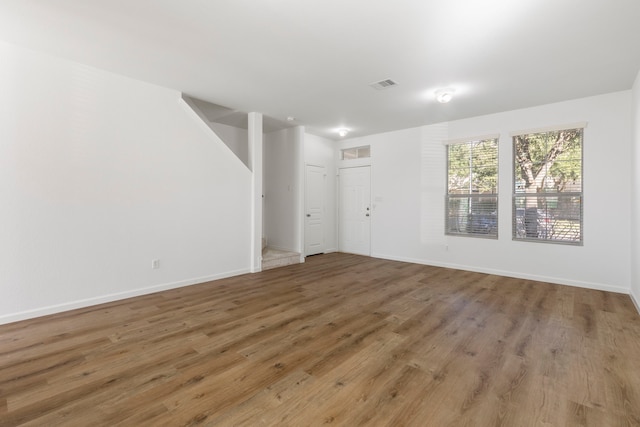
1, 253, 639, 426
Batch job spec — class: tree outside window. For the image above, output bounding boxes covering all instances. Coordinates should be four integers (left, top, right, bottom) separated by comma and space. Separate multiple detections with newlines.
513, 128, 583, 244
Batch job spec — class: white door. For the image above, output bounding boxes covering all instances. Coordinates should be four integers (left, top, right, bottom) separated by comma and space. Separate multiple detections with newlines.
305, 165, 325, 256
339, 166, 371, 256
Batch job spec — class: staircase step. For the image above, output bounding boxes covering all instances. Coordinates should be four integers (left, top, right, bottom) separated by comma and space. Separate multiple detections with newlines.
261, 247, 301, 271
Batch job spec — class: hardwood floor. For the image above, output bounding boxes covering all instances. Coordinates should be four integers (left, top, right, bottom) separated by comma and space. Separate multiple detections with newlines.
1, 253, 639, 426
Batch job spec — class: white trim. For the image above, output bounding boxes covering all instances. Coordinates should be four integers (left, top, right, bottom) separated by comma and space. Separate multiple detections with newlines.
443, 134, 500, 146
249, 112, 263, 273
631, 291, 640, 315
305, 162, 324, 168
337, 157, 371, 168
0, 268, 250, 325
295, 126, 306, 256
371, 252, 629, 295
510, 122, 588, 137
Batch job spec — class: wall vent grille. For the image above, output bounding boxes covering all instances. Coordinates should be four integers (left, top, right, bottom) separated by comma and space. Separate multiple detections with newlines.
369, 79, 398, 90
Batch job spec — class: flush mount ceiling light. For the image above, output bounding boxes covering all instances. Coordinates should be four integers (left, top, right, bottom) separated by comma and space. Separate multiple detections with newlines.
435, 88, 456, 103
337, 128, 349, 137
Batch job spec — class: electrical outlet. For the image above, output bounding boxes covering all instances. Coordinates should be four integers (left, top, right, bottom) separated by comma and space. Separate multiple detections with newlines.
151, 259, 160, 269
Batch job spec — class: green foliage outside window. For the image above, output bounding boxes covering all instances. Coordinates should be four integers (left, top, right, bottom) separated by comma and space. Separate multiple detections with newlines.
448, 139, 498, 195
513, 128, 583, 244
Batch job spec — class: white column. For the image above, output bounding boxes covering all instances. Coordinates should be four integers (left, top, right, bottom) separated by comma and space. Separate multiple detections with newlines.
294, 125, 306, 261
248, 112, 263, 272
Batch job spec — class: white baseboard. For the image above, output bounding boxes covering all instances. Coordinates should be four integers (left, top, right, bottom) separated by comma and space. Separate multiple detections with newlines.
0, 268, 250, 326
631, 290, 640, 315
6, 256, 635, 325
371, 252, 630, 295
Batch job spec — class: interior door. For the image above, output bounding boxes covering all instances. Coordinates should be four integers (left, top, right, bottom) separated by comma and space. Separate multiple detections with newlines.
339, 166, 371, 256
305, 164, 325, 256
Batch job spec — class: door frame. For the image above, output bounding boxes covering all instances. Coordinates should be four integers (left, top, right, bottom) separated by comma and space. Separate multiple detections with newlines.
304, 163, 326, 256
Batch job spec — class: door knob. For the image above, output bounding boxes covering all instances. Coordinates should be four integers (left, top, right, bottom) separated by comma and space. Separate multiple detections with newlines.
366, 213, 370, 217
306, 214, 311, 217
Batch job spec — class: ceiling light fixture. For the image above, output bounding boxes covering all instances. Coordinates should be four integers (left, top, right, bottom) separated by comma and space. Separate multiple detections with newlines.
337, 128, 349, 137
435, 88, 455, 103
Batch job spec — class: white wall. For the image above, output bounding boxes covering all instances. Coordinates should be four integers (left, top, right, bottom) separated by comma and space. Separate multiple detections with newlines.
210, 122, 249, 168
248, 112, 264, 272
304, 133, 338, 253
341, 92, 632, 293
631, 71, 640, 310
263, 127, 303, 252
0, 41, 252, 324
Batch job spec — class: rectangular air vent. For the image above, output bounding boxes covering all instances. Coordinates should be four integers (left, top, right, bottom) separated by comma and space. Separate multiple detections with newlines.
369, 78, 398, 90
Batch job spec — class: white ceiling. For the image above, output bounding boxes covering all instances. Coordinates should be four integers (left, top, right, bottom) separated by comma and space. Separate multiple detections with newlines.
1, 0, 639, 140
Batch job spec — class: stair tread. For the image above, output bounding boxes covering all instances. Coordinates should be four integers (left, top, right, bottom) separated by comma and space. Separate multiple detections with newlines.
261, 247, 301, 271
262, 247, 299, 260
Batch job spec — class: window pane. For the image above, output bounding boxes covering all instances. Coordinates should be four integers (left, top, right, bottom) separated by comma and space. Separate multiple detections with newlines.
448, 144, 471, 193
471, 140, 498, 194
447, 196, 470, 233
513, 195, 581, 243
447, 196, 497, 237
357, 146, 371, 158
342, 148, 357, 160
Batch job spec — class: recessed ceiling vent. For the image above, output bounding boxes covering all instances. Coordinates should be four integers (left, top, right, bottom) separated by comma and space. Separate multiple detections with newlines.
369, 78, 398, 90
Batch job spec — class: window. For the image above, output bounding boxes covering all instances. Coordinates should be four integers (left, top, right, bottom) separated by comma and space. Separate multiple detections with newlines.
512, 126, 583, 244
446, 138, 498, 238
341, 146, 370, 160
